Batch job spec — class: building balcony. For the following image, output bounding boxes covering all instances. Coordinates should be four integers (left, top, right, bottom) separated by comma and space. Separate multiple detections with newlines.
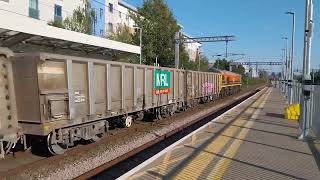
29, 7, 39, 19
54, 15, 63, 22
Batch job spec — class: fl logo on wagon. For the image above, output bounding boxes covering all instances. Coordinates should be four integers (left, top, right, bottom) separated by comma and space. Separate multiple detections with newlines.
154, 70, 171, 95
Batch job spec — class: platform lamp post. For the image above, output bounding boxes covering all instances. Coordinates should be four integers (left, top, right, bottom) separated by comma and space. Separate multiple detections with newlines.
133, 25, 143, 64
286, 11, 296, 105
282, 37, 289, 98
300, 0, 314, 140
281, 52, 286, 91
281, 48, 286, 93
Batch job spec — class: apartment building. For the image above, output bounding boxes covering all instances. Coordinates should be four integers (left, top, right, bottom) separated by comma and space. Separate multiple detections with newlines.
182, 33, 202, 62
0, 0, 135, 35
0, 0, 201, 61
0, 0, 81, 23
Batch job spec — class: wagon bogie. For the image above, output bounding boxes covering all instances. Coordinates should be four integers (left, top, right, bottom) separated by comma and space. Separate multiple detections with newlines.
47, 120, 109, 155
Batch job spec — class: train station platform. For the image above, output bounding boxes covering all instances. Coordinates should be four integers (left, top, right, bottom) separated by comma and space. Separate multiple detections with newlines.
119, 88, 320, 180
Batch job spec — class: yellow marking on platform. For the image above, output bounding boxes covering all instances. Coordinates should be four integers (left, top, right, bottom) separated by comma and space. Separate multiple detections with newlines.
191, 134, 197, 147
207, 89, 270, 180
173, 120, 249, 179
158, 148, 172, 175
207, 123, 214, 133
128, 149, 200, 179
173, 89, 269, 180
128, 89, 270, 180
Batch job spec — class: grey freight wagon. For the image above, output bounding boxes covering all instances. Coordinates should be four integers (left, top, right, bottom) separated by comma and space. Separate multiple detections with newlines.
11, 52, 186, 154
1, 51, 222, 156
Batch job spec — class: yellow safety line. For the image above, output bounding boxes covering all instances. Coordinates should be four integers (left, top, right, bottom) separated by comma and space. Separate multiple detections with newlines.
128, 89, 270, 180
128, 113, 240, 179
207, 89, 271, 180
158, 148, 173, 176
173, 96, 265, 179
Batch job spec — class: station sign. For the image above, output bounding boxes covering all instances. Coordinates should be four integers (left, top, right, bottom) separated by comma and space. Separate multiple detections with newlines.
154, 70, 171, 94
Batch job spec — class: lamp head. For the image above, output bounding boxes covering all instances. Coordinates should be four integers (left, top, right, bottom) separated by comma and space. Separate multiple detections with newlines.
285, 11, 295, 15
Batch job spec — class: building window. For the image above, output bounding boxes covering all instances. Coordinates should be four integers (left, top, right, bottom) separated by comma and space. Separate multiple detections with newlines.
29, 0, 38, 10
109, 3, 113, 13
54, 5, 62, 17
108, 23, 113, 33
29, 0, 39, 19
99, 8, 103, 19
126, 15, 129, 21
54, 5, 62, 22
119, 12, 122, 18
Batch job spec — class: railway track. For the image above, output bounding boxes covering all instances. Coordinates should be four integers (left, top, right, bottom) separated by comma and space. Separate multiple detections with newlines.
0, 85, 265, 179
76, 86, 265, 180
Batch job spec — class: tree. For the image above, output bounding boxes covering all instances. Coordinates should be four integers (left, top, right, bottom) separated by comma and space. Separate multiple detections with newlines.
212, 59, 229, 70
179, 45, 194, 70
232, 65, 245, 75
199, 56, 209, 71
48, 0, 96, 35
210, 58, 245, 75
108, 25, 135, 44
131, 0, 180, 67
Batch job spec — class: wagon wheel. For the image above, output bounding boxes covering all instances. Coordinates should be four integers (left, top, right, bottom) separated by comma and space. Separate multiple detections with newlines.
169, 109, 175, 116
155, 108, 162, 121
122, 116, 133, 128
47, 132, 67, 155
135, 111, 144, 121
161, 107, 170, 118
3, 141, 15, 154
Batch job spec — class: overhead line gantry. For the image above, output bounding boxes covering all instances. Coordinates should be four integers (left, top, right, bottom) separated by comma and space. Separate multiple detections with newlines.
175, 33, 236, 69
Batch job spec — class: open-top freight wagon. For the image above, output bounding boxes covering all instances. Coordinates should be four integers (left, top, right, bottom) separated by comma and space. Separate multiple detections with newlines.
0, 49, 241, 156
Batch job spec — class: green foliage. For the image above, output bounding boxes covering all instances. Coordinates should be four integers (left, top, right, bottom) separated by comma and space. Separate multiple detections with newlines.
64, 0, 96, 35
179, 45, 209, 71
48, 20, 65, 28
179, 45, 193, 69
210, 58, 245, 75
232, 65, 245, 75
108, 25, 135, 44
212, 59, 229, 70
48, 0, 96, 35
131, 0, 180, 67
242, 77, 267, 88
199, 56, 209, 71
117, 54, 141, 64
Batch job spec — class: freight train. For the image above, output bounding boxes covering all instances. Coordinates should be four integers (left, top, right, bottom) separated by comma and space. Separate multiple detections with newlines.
0, 48, 241, 156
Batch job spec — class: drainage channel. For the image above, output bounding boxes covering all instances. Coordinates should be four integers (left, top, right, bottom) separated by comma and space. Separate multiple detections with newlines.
77, 88, 262, 180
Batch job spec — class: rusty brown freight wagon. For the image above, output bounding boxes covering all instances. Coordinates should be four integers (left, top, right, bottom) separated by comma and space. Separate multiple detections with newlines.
11, 52, 186, 154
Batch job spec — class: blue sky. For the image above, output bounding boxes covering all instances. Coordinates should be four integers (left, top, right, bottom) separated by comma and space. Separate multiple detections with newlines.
126, 0, 320, 72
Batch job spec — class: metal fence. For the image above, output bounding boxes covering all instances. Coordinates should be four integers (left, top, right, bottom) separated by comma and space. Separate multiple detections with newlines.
291, 82, 320, 137
292, 82, 302, 104
311, 85, 320, 137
